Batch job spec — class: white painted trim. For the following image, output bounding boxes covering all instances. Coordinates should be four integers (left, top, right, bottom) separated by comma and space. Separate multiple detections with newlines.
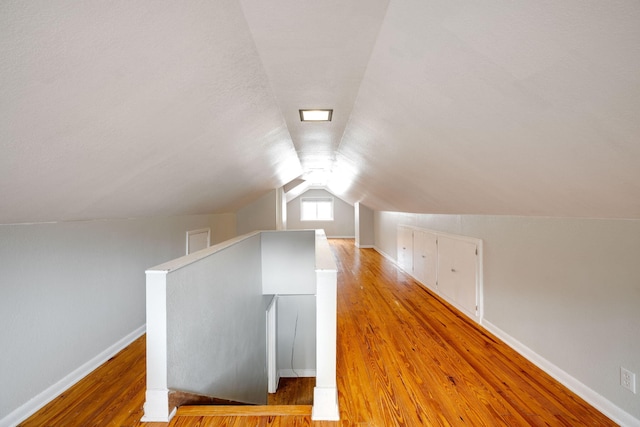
315, 230, 338, 271
476, 239, 484, 322
373, 246, 397, 265
279, 369, 317, 378
315, 269, 337, 390
311, 387, 340, 421
186, 227, 211, 255
482, 320, 640, 427
143, 270, 172, 422
0, 325, 145, 427
300, 196, 334, 222
267, 296, 279, 393
355, 244, 374, 249
396, 226, 484, 325
145, 230, 337, 422
141, 390, 176, 422
326, 235, 355, 239
313, 234, 339, 421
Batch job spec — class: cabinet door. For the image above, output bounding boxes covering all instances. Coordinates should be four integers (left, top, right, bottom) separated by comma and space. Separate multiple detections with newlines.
437, 236, 478, 319
413, 230, 438, 291
397, 226, 413, 273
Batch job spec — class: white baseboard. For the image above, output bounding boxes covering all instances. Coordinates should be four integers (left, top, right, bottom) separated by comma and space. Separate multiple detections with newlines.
482, 320, 640, 427
311, 386, 340, 421
355, 244, 374, 249
279, 369, 316, 378
0, 325, 146, 427
373, 246, 397, 265
141, 389, 176, 422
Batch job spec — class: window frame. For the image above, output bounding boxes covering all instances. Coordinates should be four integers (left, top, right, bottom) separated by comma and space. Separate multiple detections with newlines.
300, 197, 334, 221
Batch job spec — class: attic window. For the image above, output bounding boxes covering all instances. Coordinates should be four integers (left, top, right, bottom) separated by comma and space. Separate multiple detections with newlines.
301, 197, 334, 221
299, 109, 333, 122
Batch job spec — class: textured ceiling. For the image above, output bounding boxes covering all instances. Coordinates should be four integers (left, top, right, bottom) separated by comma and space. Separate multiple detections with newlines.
336, 0, 640, 218
1, 0, 639, 223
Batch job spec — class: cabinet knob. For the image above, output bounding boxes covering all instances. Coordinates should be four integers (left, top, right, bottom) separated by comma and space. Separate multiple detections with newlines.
451, 268, 456, 272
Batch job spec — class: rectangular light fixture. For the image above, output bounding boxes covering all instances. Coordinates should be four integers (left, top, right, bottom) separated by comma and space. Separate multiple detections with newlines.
299, 109, 333, 122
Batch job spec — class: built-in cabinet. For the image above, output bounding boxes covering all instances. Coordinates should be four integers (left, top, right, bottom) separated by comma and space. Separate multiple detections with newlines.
397, 226, 482, 322
397, 226, 414, 273
412, 229, 438, 292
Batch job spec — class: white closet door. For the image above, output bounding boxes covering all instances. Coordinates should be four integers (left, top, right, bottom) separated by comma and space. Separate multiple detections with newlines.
437, 236, 478, 319
413, 230, 438, 291
397, 226, 413, 274
186, 228, 210, 254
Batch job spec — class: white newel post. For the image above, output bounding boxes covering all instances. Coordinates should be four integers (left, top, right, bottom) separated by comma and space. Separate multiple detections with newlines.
312, 269, 340, 421
141, 270, 176, 422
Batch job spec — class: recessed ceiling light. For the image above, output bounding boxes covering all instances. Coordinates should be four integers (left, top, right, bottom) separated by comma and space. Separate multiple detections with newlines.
299, 109, 333, 122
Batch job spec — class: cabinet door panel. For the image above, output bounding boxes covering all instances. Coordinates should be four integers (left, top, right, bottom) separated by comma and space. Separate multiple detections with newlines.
397, 226, 413, 273
413, 230, 438, 291
438, 236, 477, 318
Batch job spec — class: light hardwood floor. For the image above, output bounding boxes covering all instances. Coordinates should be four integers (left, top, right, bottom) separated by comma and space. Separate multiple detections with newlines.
20, 238, 615, 426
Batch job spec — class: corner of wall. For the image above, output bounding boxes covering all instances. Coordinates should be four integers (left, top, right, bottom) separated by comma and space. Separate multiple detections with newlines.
236, 190, 279, 235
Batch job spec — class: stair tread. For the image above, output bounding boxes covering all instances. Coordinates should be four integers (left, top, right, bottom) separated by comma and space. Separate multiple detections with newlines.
177, 405, 313, 417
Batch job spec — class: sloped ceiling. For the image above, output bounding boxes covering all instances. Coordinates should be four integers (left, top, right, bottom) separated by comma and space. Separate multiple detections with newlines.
1, 1, 639, 224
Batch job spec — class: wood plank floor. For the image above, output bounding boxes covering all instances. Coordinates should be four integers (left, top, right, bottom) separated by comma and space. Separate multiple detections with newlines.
19, 238, 615, 426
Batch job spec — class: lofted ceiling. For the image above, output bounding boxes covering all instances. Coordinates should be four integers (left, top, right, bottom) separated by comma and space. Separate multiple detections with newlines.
1, 0, 639, 224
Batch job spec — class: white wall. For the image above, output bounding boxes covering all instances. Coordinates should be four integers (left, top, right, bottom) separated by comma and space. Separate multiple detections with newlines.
354, 202, 374, 248
167, 234, 268, 404
145, 229, 323, 417
262, 230, 316, 295
277, 295, 317, 377
287, 189, 355, 238
210, 213, 237, 244
277, 187, 287, 230
374, 211, 640, 423
262, 230, 318, 377
0, 213, 236, 424
236, 189, 278, 235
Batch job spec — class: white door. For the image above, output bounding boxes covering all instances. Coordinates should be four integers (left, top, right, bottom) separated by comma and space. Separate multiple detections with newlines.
437, 236, 478, 319
186, 228, 210, 255
413, 230, 438, 291
397, 226, 413, 274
